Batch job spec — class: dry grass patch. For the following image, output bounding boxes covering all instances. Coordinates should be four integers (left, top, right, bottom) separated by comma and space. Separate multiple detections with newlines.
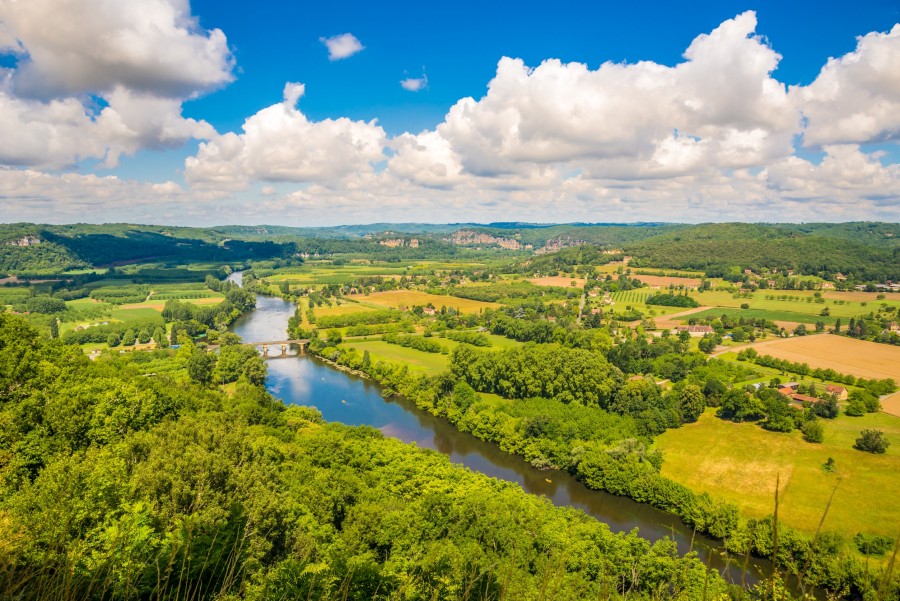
349, 290, 499, 314
527, 276, 586, 288
633, 275, 702, 288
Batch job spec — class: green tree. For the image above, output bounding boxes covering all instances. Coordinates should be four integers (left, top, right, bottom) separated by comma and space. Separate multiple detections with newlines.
187, 350, 215, 385
801, 419, 825, 443
137, 328, 151, 344
48, 317, 59, 339
153, 327, 168, 348
121, 329, 136, 346
107, 333, 120, 347
854, 429, 890, 454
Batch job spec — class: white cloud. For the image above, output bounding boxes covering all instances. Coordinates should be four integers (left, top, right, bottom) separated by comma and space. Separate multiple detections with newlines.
319, 33, 364, 61
400, 73, 428, 92
385, 11, 798, 189
0, 0, 228, 169
792, 24, 900, 146
185, 82, 386, 190
0, 0, 234, 99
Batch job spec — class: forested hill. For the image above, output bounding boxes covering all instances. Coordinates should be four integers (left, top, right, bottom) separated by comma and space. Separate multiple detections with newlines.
0, 223, 291, 274
0, 313, 727, 599
623, 223, 900, 281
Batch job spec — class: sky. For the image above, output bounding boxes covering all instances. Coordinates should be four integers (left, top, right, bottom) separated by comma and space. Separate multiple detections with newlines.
0, 0, 899, 226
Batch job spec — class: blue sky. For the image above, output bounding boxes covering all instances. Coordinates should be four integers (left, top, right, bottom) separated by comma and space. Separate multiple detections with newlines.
0, 0, 898, 225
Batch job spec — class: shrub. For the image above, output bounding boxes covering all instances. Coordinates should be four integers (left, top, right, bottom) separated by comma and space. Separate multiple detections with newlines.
854, 429, 890, 454
801, 420, 824, 443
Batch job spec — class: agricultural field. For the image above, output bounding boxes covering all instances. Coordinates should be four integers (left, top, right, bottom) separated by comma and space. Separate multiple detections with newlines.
349, 290, 499, 314
340, 339, 451, 375
741, 334, 900, 382
527, 276, 585, 288
631, 274, 702, 288
655, 410, 900, 539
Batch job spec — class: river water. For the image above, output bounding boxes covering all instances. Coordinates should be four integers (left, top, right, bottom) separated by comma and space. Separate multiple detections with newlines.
227, 272, 780, 587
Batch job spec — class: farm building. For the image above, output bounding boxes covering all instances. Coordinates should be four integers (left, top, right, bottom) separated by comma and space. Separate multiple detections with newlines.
825, 384, 848, 400
791, 393, 822, 406
673, 325, 714, 337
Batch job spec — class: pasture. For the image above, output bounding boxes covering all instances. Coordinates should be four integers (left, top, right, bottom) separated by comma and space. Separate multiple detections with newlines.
655, 409, 900, 538
340, 339, 451, 375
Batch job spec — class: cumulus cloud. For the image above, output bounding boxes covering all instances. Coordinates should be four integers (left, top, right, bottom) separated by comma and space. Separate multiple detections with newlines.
400, 73, 428, 92
319, 33, 365, 61
0, 0, 234, 99
389, 11, 796, 185
0, 0, 229, 169
792, 24, 900, 146
185, 82, 386, 190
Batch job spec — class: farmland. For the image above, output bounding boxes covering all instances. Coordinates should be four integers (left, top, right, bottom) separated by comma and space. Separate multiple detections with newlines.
742, 334, 900, 381
655, 409, 900, 538
349, 289, 499, 314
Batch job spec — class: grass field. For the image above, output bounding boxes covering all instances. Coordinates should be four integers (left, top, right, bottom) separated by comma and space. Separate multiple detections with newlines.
745, 335, 900, 381
349, 290, 499, 314
655, 409, 900, 538
684, 307, 838, 326
341, 339, 451, 375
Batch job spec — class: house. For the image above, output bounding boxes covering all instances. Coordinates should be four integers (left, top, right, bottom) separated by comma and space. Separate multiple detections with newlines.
791, 393, 821, 405
777, 386, 795, 397
422, 307, 436, 316
834, 273, 847, 282
820, 282, 835, 290
825, 384, 848, 400
673, 325, 714, 337
781, 382, 800, 390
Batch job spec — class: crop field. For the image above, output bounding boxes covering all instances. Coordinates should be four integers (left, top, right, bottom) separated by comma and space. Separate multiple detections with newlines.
632, 274, 702, 288
340, 339, 451, 375
746, 335, 900, 381
612, 291, 651, 304
311, 302, 380, 318
349, 290, 499, 314
527, 276, 585, 288
655, 410, 900, 538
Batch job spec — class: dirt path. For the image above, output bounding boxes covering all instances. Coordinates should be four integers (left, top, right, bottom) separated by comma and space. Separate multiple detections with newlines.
654, 305, 714, 329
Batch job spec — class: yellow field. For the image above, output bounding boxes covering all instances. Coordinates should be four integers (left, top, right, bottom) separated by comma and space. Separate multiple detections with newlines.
655, 410, 900, 537
749, 335, 900, 381
348, 290, 499, 314
633, 275, 702, 288
313, 303, 378, 318
527, 276, 585, 288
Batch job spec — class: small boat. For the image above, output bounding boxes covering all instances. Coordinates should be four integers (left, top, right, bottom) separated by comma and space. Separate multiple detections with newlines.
341, 399, 347, 404
544, 478, 552, 483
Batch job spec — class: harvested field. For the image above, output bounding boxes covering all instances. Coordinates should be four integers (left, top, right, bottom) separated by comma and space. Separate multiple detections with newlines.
751, 334, 900, 381
349, 290, 499, 314
881, 391, 900, 418
527, 276, 586, 288
632, 275, 702, 288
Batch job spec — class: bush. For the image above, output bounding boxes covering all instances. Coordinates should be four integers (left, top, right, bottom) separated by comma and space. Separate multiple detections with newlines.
854, 532, 894, 556
801, 420, 824, 443
854, 429, 890, 454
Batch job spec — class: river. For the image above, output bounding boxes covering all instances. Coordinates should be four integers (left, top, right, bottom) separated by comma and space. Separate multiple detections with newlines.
227, 272, 783, 589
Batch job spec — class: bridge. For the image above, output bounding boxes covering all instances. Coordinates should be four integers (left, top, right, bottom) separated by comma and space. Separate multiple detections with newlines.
208, 339, 310, 358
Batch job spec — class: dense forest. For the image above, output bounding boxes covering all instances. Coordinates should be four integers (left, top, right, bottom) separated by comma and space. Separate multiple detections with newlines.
0, 314, 733, 600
